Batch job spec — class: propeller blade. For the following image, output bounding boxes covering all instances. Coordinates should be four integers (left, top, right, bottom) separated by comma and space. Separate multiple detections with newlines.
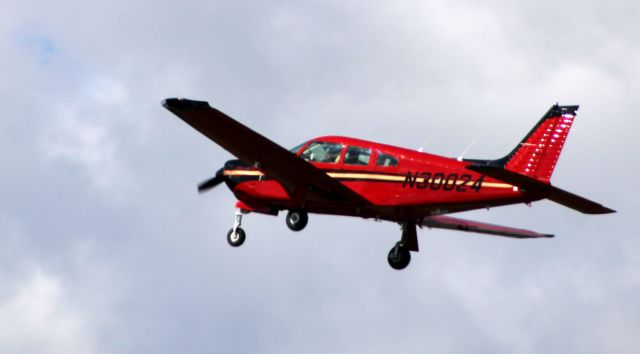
197, 168, 225, 193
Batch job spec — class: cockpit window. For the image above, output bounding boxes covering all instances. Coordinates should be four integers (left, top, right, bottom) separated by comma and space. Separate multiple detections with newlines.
301, 141, 343, 163
289, 141, 308, 154
344, 146, 371, 165
376, 152, 398, 166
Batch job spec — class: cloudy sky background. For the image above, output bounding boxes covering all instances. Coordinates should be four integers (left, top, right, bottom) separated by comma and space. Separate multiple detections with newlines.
1, 1, 638, 353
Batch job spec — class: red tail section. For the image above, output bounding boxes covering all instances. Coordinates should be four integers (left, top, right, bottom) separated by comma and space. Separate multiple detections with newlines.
465, 104, 615, 215
502, 105, 578, 182
466, 104, 579, 183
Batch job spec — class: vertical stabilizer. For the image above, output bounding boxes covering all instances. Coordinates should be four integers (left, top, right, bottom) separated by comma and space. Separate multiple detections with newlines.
469, 104, 579, 183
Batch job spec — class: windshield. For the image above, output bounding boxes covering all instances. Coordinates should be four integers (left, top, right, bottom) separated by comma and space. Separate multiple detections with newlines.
300, 141, 343, 163
289, 141, 308, 154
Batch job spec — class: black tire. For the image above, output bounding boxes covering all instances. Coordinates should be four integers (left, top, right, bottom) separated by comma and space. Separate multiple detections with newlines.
227, 227, 246, 247
387, 243, 411, 270
286, 208, 308, 231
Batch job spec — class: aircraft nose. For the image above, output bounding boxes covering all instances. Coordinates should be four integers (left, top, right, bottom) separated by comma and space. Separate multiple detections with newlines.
223, 159, 250, 170
197, 167, 225, 193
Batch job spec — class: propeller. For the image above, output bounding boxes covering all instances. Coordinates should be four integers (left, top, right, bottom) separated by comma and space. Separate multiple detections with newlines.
197, 167, 225, 193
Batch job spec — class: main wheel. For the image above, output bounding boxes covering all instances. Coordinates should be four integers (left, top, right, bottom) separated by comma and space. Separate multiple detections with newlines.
286, 208, 308, 231
227, 227, 246, 247
387, 243, 411, 270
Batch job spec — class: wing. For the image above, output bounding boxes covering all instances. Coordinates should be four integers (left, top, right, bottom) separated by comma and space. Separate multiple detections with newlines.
423, 215, 554, 238
163, 98, 370, 206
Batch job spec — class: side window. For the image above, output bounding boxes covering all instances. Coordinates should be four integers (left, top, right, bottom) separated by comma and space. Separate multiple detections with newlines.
344, 146, 371, 166
301, 141, 343, 163
376, 152, 398, 166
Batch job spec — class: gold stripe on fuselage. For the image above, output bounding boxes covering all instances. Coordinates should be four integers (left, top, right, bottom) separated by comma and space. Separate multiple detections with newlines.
224, 170, 263, 177
325, 172, 406, 182
224, 170, 513, 189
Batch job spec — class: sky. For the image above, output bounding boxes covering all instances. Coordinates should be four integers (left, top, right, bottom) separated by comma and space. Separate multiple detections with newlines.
1, 1, 638, 353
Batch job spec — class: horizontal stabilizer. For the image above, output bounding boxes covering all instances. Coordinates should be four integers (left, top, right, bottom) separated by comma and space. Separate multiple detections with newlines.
423, 215, 553, 238
546, 186, 616, 214
467, 165, 615, 214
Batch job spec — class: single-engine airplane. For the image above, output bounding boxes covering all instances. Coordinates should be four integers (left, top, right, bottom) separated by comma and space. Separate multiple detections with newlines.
163, 98, 615, 270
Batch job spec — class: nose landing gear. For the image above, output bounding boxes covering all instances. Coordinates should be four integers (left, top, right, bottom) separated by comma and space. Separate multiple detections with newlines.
226, 209, 246, 247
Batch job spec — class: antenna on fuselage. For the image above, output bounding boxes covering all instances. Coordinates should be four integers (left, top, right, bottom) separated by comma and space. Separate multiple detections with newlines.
456, 135, 480, 161
417, 130, 439, 152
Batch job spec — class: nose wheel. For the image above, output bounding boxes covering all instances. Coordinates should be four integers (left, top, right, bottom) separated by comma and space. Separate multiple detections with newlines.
227, 227, 246, 247
227, 209, 246, 247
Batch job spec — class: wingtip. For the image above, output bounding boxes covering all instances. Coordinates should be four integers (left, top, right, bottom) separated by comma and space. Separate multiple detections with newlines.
543, 234, 555, 238
583, 205, 616, 214
161, 97, 179, 109
161, 97, 210, 110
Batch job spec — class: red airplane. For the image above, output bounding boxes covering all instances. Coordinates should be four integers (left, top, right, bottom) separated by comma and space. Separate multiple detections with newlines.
163, 98, 615, 270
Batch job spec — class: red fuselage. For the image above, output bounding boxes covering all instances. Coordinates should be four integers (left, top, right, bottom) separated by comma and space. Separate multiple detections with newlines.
224, 136, 538, 222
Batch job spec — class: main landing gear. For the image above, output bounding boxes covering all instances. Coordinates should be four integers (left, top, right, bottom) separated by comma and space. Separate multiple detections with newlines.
387, 222, 419, 270
286, 208, 308, 231
226, 208, 309, 247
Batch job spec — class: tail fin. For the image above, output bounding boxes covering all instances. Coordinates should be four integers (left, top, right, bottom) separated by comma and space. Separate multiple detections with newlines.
465, 104, 616, 214
476, 104, 579, 183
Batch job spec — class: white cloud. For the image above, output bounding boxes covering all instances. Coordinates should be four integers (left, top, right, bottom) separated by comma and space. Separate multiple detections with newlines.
40, 77, 133, 200
0, 266, 96, 354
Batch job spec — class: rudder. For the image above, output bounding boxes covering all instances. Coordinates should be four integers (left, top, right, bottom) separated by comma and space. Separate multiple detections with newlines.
487, 104, 578, 183
465, 104, 615, 214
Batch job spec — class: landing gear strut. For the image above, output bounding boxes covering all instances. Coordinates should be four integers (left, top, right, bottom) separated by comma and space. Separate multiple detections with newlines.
387, 221, 419, 270
227, 209, 246, 247
286, 208, 308, 231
